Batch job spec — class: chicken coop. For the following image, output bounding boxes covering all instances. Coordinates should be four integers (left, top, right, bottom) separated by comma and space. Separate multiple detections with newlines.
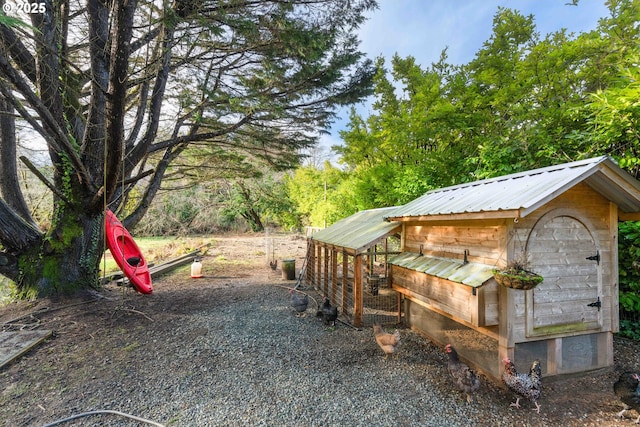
383, 156, 640, 382
304, 207, 401, 327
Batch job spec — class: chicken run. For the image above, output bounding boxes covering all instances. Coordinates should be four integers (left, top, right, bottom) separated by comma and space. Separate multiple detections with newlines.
297, 157, 640, 422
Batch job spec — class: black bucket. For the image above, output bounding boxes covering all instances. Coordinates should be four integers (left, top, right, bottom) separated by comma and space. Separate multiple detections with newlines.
281, 259, 295, 280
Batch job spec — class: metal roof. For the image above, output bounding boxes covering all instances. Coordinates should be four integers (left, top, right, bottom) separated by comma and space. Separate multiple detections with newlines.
311, 207, 401, 253
388, 252, 495, 288
385, 156, 640, 221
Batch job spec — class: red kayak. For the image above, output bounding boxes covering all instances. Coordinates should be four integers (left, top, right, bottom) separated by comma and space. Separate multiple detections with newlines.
105, 210, 153, 294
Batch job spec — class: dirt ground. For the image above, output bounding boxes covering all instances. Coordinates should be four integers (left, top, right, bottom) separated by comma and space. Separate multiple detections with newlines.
1, 233, 639, 426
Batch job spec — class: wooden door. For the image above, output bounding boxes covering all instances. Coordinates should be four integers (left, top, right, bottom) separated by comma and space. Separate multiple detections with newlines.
525, 213, 602, 337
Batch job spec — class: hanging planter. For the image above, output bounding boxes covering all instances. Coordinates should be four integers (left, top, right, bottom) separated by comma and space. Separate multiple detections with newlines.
493, 255, 543, 290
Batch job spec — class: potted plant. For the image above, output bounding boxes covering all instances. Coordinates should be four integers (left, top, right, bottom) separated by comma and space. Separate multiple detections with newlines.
493, 253, 543, 290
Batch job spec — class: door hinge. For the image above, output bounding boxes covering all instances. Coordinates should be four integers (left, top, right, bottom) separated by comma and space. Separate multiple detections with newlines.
586, 250, 600, 265
587, 296, 601, 311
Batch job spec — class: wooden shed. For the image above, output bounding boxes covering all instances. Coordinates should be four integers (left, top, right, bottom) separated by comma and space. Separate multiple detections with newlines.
384, 156, 640, 381
306, 207, 402, 327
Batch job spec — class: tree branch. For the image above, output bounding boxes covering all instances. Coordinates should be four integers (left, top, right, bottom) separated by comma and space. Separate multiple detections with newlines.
19, 156, 73, 206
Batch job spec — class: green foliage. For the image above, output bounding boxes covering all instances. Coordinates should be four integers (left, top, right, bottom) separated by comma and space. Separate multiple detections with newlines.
286, 163, 352, 227
617, 221, 640, 340
336, 2, 640, 192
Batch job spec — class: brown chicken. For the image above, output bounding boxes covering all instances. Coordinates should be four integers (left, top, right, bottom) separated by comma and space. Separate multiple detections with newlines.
614, 371, 640, 423
445, 344, 480, 404
373, 324, 400, 359
502, 356, 542, 413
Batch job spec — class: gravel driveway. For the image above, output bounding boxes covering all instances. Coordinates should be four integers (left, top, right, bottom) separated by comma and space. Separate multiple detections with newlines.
0, 235, 637, 426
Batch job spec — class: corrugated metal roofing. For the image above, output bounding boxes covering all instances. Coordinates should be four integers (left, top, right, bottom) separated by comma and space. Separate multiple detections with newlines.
311, 207, 401, 253
386, 156, 640, 220
388, 252, 495, 288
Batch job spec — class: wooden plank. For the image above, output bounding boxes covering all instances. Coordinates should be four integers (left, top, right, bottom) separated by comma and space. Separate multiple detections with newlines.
390, 264, 501, 327
323, 245, 329, 296
105, 250, 202, 284
331, 249, 338, 303
610, 202, 620, 333
0, 330, 52, 369
306, 241, 315, 285
353, 254, 363, 327
316, 244, 321, 289
341, 251, 349, 312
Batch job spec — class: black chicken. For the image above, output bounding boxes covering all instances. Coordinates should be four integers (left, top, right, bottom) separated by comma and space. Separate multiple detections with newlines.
289, 289, 309, 317
502, 356, 542, 413
445, 344, 480, 404
614, 371, 640, 423
316, 297, 338, 326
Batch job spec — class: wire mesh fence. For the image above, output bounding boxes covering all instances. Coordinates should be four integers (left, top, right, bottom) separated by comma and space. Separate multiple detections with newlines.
302, 237, 402, 327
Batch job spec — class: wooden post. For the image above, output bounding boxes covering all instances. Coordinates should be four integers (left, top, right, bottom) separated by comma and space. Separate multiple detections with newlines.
316, 244, 322, 290
354, 254, 363, 327
331, 248, 338, 304
341, 251, 349, 315
305, 240, 314, 287
384, 239, 389, 279
323, 245, 329, 296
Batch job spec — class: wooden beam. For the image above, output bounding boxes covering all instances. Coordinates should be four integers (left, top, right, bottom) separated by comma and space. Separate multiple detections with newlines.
386, 209, 521, 222
341, 251, 349, 313
618, 212, 640, 221
323, 245, 329, 296
331, 248, 338, 303
353, 254, 363, 327
306, 240, 315, 285
316, 244, 322, 290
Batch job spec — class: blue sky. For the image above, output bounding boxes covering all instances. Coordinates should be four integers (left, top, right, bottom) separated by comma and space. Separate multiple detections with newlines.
318, 0, 611, 162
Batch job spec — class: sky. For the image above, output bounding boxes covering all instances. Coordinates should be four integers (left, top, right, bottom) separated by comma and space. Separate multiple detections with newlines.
318, 0, 612, 162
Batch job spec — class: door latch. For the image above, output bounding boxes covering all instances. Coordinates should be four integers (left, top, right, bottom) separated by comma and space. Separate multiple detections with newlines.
587, 296, 601, 311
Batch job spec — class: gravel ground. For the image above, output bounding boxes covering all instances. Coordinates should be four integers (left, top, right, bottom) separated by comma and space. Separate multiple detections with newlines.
0, 234, 638, 427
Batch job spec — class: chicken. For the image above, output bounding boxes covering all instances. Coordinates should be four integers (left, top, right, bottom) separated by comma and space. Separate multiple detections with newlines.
289, 289, 309, 317
502, 356, 542, 413
614, 372, 640, 423
373, 324, 400, 359
316, 297, 338, 326
269, 260, 277, 270
445, 344, 480, 403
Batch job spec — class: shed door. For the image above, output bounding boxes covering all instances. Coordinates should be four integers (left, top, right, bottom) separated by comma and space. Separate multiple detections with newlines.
526, 214, 601, 337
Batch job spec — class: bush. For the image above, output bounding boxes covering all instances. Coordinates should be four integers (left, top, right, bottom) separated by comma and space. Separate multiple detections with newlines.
618, 221, 640, 340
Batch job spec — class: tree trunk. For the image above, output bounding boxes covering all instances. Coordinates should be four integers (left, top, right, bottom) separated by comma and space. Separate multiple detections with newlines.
18, 209, 104, 296
241, 208, 264, 232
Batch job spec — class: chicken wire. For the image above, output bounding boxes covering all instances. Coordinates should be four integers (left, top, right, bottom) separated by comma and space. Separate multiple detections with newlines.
302, 237, 402, 327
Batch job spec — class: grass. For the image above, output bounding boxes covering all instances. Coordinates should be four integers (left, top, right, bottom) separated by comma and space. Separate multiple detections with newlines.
0, 235, 218, 302
101, 235, 216, 274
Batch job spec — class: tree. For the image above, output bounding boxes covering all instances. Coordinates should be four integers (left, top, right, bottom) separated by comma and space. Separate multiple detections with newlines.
336, 1, 640, 194
0, 0, 377, 296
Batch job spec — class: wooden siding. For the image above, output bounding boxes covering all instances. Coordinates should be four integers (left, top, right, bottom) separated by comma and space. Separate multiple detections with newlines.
391, 265, 498, 328
402, 219, 507, 266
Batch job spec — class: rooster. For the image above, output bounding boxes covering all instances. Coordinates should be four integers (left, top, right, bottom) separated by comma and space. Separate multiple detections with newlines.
445, 344, 480, 403
614, 372, 640, 423
289, 289, 309, 317
373, 324, 400, 359
269, 260, 277, 270
316, 297, 338, 326
502, 356, 542, 413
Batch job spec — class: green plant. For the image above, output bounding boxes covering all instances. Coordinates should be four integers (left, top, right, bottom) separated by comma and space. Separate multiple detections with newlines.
618, 221, 640, 340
